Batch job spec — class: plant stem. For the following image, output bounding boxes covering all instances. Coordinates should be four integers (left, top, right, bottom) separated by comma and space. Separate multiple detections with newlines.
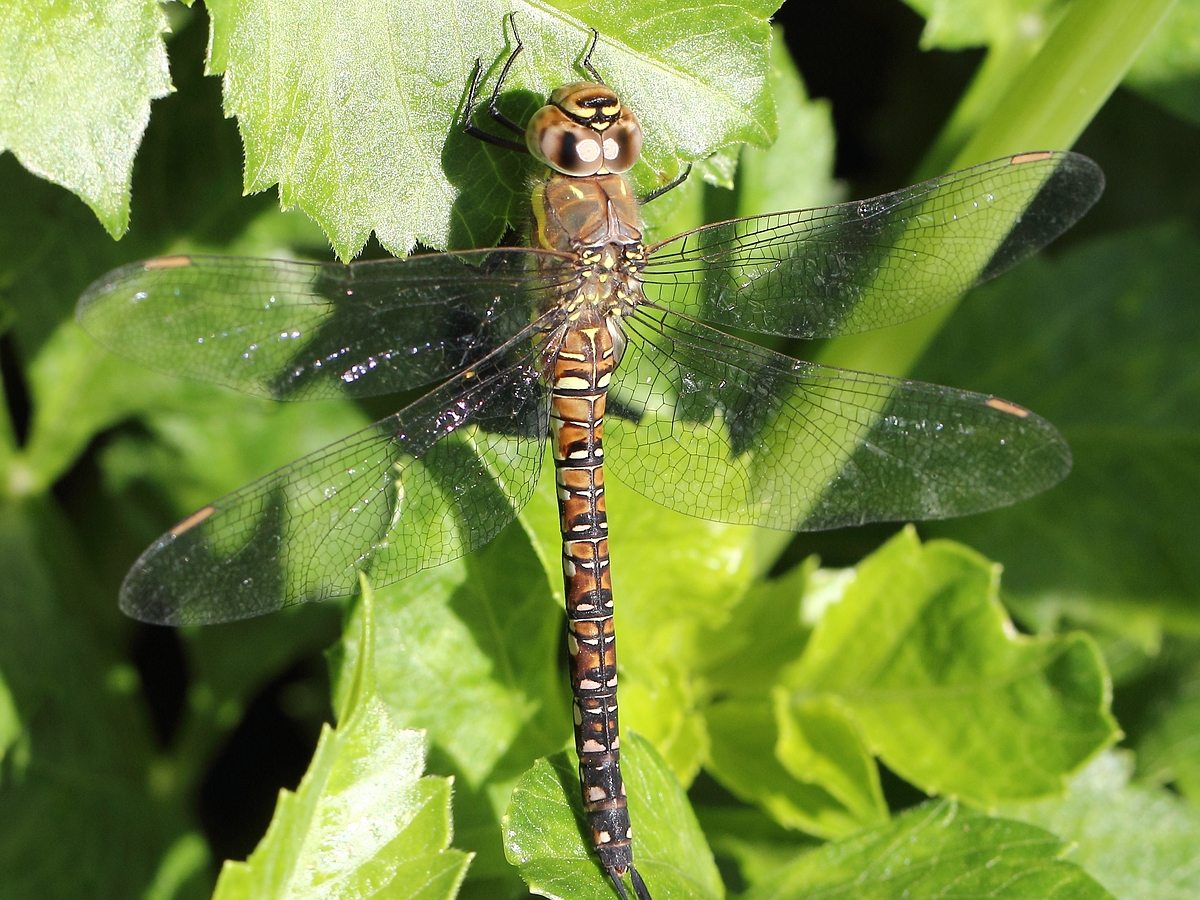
812, 0, 1177, 380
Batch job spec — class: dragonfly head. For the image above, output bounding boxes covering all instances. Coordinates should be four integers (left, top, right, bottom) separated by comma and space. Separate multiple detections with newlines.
527, 82, 642, 177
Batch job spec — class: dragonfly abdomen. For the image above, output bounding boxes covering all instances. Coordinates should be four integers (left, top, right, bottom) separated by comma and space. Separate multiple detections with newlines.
551, 320, 635, 875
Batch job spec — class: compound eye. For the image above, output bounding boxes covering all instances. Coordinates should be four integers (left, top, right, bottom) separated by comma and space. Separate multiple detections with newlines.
598, 108, 642, 174
526, 105, 605, 176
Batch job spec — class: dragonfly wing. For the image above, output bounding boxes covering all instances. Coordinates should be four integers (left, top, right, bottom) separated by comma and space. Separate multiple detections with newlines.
78, 250, 562, 400
120, 334, 550, 624
604, 305, 1070, 531
641, 151, 1103, 339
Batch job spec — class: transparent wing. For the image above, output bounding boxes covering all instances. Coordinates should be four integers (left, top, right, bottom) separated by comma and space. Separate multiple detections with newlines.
77, 250, 565, 400
604, 305, 1070, 531
642, 151, 1103, 339
120, 330, 551, 625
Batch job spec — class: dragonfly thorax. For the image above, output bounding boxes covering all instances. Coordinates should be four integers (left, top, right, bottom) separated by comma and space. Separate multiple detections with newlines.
527, 82, 642, 176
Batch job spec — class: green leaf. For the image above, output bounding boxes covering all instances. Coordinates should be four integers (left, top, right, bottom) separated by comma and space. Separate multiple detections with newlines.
1126, 0, 1200, 126
920, 223, 1200, 624
206, 1, 779, 259
782, 528, 1118, 806
503, 733, 723, 900
773, 690, 887, 827
705, 697, 881, 840
702, 560, 887, 839
741, 799, 1114, 900
0, 500, 196, 899
0, 0, 172, 236
998, 752, 1200, 900
214, 578, 472, 900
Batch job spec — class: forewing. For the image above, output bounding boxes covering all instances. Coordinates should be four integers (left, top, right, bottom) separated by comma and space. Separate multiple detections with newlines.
77, 250, 562, 399
604, 306, 1070, 531
120, 334, 550, 625
641, 152, 1103, 339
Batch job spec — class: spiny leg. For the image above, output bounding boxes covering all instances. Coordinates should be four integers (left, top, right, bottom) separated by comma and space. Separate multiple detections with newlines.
581, 27, 603, 83
463, 12, 527, 152
641, 163, 693, 204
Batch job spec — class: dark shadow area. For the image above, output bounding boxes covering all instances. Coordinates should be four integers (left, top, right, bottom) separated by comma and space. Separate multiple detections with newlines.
878, 760, 929, 813
769, 522, 906, 577
199, 655, 331, 864
776, 0, 983, 196
0, 331, 30, 445
129, 624, 189, 749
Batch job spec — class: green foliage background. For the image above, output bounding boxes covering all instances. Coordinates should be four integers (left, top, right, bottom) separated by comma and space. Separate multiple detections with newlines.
2, 1, 1200, 898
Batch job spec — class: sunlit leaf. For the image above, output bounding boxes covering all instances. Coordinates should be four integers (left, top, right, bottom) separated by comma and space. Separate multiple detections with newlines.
998, 752, 1200, 900
206, 0, 779, 259
0, 0, 172, 236
781, 528, 1118, 805
504, 734, 723, 900
742, 799, 1113, 900
214, 580, 472, 900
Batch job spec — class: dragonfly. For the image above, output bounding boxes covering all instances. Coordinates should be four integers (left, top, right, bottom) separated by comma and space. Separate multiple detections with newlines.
77, 22, 1102, 900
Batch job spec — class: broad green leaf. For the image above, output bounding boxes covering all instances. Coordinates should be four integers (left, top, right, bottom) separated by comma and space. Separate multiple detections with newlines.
704, 697, 879, 840
503, 733, 723, 900
206, 1, 779, 259
0, 501, 198, 899
0, 0, 172, 237
782, 528, 1118, 805
702, 560, 887, 839
1126, 0, 1200, 126
998, 752, 1200, 900
214, 579, 472, 900
920, 223, 1200, 622
741, 799, 1114, 900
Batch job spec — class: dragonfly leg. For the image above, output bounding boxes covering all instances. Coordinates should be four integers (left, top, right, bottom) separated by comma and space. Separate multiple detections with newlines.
463, 13, 527, 152
581, 27, 604, 83
640, 164, 692, 204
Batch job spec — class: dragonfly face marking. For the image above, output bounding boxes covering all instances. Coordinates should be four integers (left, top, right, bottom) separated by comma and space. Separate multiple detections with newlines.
74, 18, 1104, 900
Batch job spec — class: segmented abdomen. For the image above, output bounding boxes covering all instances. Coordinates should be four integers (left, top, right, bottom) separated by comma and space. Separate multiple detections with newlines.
550, 319, 634, 873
